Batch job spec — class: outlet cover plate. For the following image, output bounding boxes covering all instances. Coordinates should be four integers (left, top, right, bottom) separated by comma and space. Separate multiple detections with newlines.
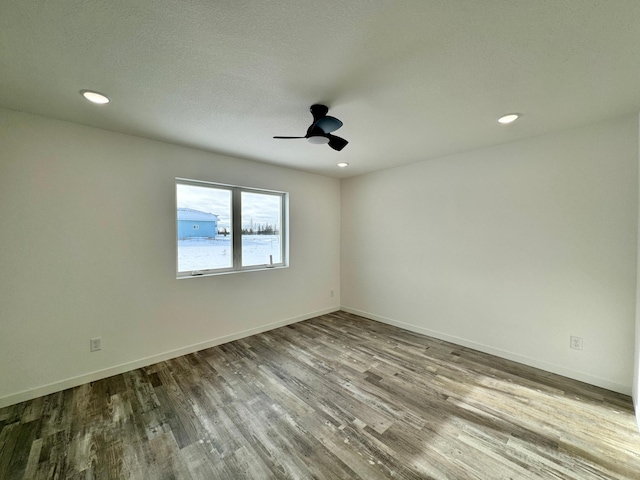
570, 336, 583, 351
90, 337, 102, 352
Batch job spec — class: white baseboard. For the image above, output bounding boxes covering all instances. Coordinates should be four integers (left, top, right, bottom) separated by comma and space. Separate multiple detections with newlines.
0, 307, 340, 409
341, 306, 631, 396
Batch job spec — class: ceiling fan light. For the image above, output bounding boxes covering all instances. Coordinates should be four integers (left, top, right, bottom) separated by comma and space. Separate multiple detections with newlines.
307, 135, 329, 144
337, 162, 349, 168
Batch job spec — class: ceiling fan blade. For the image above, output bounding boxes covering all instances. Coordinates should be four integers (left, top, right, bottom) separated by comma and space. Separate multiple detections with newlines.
313, 116, 343, 134
307, 125, 326, 137
273, 136, 306, 139
327, 134, 348, 151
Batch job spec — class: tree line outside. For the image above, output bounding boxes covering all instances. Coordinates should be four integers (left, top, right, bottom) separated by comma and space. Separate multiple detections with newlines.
217, 223, 279, 236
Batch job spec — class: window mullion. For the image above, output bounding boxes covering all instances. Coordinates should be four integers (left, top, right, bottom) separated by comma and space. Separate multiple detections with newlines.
232, 187, 242, 269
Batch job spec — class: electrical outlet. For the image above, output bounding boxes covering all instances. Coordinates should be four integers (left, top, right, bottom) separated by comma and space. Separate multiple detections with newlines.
330, 290, 335, 298
90, 337, 102, 352
570, 336, 583, 351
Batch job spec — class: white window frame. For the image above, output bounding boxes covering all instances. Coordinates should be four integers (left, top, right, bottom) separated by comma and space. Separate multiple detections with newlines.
176, 178, 288, 278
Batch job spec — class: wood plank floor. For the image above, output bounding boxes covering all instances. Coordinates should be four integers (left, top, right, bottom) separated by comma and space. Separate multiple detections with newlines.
1, 311, 639, 479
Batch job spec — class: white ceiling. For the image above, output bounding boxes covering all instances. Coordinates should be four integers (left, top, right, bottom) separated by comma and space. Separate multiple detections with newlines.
2, 1, 640, 178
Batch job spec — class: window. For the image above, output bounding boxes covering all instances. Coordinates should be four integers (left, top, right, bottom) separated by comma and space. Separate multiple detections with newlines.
176, 178, 287, 277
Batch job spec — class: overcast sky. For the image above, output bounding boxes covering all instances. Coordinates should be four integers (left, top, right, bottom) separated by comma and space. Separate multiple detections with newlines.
176, 184, 281, 230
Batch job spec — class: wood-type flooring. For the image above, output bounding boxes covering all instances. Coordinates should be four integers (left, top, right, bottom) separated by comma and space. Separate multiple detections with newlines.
1, 311, 639, 479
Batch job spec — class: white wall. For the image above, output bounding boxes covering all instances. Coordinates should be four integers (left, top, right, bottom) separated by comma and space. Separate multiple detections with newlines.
0, 109, 341, 407
634, 112, 640, 427
341, 115, 638, 394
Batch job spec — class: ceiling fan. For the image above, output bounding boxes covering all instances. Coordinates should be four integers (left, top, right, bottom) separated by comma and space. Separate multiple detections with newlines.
274, 104, 348, 151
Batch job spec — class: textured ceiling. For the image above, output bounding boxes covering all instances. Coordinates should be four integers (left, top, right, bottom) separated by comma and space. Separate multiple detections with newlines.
1, 1, 640, 178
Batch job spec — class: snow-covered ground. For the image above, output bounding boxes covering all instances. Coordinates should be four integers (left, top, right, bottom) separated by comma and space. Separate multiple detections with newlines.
178, 235, 281, 272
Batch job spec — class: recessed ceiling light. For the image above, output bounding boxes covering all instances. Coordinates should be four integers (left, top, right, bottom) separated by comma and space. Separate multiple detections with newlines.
337, 162, 349, 168
498, 113, 519, 124
80, 90, 110, 105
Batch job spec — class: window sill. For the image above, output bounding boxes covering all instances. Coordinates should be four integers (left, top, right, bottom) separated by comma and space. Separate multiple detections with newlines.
176, 264, 288, 279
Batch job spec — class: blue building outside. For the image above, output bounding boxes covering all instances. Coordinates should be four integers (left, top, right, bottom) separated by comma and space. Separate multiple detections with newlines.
177, 208, 219, 239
